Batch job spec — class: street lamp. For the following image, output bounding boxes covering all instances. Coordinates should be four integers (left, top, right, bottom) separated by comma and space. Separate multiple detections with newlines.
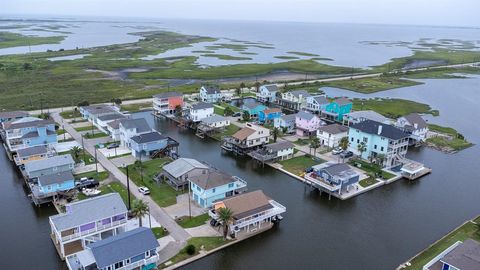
123, 163, 132, 210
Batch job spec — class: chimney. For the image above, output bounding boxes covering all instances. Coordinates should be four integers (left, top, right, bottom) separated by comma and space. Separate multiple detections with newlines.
377, 125, 383, 135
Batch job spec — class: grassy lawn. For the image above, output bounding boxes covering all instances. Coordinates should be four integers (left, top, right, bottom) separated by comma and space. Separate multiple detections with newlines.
349, 159, 395, 180
120, 158, 185, 207
74, 171, 109, 181
152, 227, 169, 239
404, 219, 480, 270
77, 181, 131, 205
358, 176, 380, 188
403, 66, 480, 79
60, 110, 82, 119
428, 124, 458, 136
201, 54, 252, 61
293, 138, 312, 146
218, 102, 241, 112
213, 105, 225, 115
56, 129, 66, 135
427, 124, 473, 151
323, 76, 422, 93
0, 31, 65, 49
176, 213, 210, 228
210, 124, 241, 141
75, 125, 97, 132
278, 155, 322, 175
59, 150, 96, 165
83, 132, 109, 139
352, 98, 439, 119
162, 237, 228, 267
120, 102, 152, 112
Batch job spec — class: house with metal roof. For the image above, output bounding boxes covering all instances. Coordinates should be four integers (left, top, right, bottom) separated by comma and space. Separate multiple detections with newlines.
14, 145, 52, 166
129, 131, 168, 159
2, 117, 57, 152
49, 193, 128, 259
24, 154, 75, 178
279, 90, 311, 110
0, 110, 29, 124
189, 168, 247, 208
258, 108, 282, 123
153, 91, 184, 116
423, 239, 480, 270
322, 97, 352, 121
306, 95, 329, 113
66, 227, 160, 270
241, 101, 267, 118
199, 85, 223, 103
295, 111, 323, 137
221, 123, 270, 155
250, 141, 295, 163
348, 120, 409, 167
209, 190, 286, 237
160, 158, 209, 190
343, 110, 391, 125
257, 84, 278, 103
274, 113, 297, 134
200, 115, 230, 128
95, 112, 127, 134
396, 113, 429, 143
30, 171, 75, 204
188, 102, 214, 122
304, 161, 360, 195
118, 118, 152, 149
317, 124, 349, 148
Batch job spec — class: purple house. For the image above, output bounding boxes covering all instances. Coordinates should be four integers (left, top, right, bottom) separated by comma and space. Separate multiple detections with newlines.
295, 111, 323, 137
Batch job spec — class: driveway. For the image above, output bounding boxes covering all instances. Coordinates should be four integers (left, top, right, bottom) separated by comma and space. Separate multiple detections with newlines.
164, 194, 206, 219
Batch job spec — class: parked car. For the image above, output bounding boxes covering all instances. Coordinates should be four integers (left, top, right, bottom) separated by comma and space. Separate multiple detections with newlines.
75, 178, 99, 190
138, 186, 150, 195
339, 151, 353, 159
233, 112, 241, 117
332, 147, 344, 155
107, 142, 120, 149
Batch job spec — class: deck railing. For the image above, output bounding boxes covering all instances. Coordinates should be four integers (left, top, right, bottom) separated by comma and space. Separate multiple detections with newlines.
232, 202, 286, 230
60, 219, 126, 242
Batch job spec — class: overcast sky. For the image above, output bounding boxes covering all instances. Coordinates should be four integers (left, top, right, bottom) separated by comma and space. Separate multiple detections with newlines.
2, 0, 479, 27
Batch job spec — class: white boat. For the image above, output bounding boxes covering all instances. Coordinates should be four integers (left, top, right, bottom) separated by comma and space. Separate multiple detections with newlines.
82, 188, 101, 196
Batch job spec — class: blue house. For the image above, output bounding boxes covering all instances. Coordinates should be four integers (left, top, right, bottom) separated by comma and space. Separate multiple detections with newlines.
24, 154, 75, 178
3, 117, 57, 152
323, 97, 352, 121
0, 110, 29, 123
130, 131, 168, 160
258, 108, 282, 123
189, 169, 247, 208
241, 102, 267, 118
66, 227, 160, 270
31, 171, 75, 202
422, 239, 480, 270
305, 162, 360, 195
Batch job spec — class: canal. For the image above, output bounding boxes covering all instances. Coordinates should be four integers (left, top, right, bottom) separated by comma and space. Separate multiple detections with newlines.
1, 75, 479, 269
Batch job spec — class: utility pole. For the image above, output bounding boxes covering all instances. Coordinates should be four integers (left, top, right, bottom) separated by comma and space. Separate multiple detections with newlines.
125, 164, 131, 210
188, 176, 192, 219
94, 147, 98, 174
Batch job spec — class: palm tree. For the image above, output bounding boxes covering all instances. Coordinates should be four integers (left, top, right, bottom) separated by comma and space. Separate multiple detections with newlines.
282, 126, 288, 135
375, 153, 386, 167
310, 137, 321, 157
133, 160, 145, 183
339, 137, 349, 151
357, 142, 367, 159
235, 87, 242, 97
70, 146, 82, 164
217, 207, 233, 240
242, 111, 250, 122
174, 105, 182, 117
131, 199, 149, 227
272, 127, 279, 143
224, 107, 234, 116
254, 81, 261, 92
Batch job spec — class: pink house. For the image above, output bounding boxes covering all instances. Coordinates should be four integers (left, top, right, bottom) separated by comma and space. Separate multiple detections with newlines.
296, 111, 323, 137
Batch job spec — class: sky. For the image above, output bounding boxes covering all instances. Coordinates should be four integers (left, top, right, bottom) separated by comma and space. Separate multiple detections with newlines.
2, 0, 479, 27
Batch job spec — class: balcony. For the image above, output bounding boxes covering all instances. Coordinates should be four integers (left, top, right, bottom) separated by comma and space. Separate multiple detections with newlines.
304, 173, 341, 192
233, 176, 247, 190
121, 255, 159, 270
232, 200, 286, 230
60, 219, 127, 242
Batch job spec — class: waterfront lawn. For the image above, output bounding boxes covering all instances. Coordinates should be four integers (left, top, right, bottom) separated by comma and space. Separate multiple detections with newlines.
358, 176, 379, 188
278, 155, 322, 175
352, 98, 439, 119
74, 171, 109, 182
427, 124, 473, 151
162, 237, 228, 267
404, 220, 480, 270
59, 110, 82, 119
176, 213, 210, 228
210, 124, 241, 141
120, 102, 152, 112
201, 54, 252, 61
152, 227, 169, 239
121, 158, 185, 207
349, 159, 395, 180
322, 76, 422, 94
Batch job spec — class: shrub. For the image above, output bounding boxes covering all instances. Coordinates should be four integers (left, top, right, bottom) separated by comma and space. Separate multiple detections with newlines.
185, 244, 196, 255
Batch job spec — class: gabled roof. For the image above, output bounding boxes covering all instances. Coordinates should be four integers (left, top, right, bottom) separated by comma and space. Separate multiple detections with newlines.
191, 102, 214, 110
318, 124, 348, 135
50, 193, 127, 231
261, 84, 278, 93
88, 227, 159, 269
24, 154, 74, 173
296, 111, 316, 121
345, 110, 390, 124
81, 105, 117, 115
280, 114, 297, 122
441, 239, 480, 270
333, 97, 352, 106
289, 90, 311, 98
201, 115, 228, 124
220, 190, 273, 220
265, 141, 295, 152
232, 127, 256, 141
312, 95, 329, 105
243, 102, 265, 110
189, 169, 236, 190
201, 86, 220, 95
350, 120, 409, 140
37, 171, 74, 186
153, 91, 182, 99
107, 119, 122, 130
16, 145, 48, 158
402, 113, 428, 130
131, 131, 166, 144
313, 162, 359, 180
97, 112, 126, 122
262, 108, 282, 115
3, 117, 54, 130
163, 158, 209, 178
22, 131, 40, 139
119, 118, 151, 133
0, 110, 29, 119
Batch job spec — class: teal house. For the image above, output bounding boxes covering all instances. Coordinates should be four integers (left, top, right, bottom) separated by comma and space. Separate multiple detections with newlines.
258, 108, 282, 123
188, 169, 247, 208
323, 97, 352, 121
241, 102, 267, 118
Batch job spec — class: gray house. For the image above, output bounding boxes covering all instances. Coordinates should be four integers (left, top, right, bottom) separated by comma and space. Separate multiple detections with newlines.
24, 154, 75, 178
159, 158, 209, 190
305, 162, 360, 194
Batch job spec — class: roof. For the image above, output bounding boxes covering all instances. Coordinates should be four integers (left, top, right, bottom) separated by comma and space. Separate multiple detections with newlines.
50, 193, 127, 231
265, 141, 295, 152
296, 111, 316, 121
201, 115, 228, 124
243, 102, 265, 110
350, 120, 409, 140
37, 171, 74, 186
119, 118, 151, 133
16, 145, 48, 157
345, 110, 390, 123
97, 112, 126, 122
163, 158, 209, 178
441, 239, 480, 270
191, 102, 214, 110
0, 110, 29, 119
22, 131, 40, 139
232, 127, 256, 141
221, 190, 273, 220
318, 124, 349, 135
107, 119, 122, 130
24, 154, 74, 173
402, 113, 428, 130
263, 108, 282, 115
88, 227, 159, 269
281, 114, 297, 122
312, 95, 329, 105
189, 169, 235, 190
3, 117, 54, 130
313, 162, 359, 180
130, 131, 166, 144
333, 97, 352, 106
201, 85, 220, 95
153, 91, 182, 99
262, 84, 278, 93
81, 105, 117, 115
289, 90, 311, 98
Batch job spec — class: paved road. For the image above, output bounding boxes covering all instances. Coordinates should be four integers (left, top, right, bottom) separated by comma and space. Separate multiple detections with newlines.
52, 113, 190, 248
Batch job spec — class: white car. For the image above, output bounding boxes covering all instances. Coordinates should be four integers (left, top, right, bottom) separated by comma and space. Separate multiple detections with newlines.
138, 186, 150, 195
332, 148, 344, 155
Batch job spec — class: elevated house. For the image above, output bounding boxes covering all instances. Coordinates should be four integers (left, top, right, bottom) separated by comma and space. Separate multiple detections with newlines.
343, 110, 391, 125
258, 108, 282, 123
278, 90, 311, 110
199, 85, 223, 103
222, 123, 270, 155
49, 193, 128, 259
189, 168, 247, 208
153, 91, 184, 116
348, 120, 409, 168
118, 118, 151, 149
160, 158, 209, 191
256, 84, 278, 103
80, 105, 119, 123
24, 154, 75, 179
306, 95, 329, 114
66, 227, 160, 270
295, 111, 323, 137
209, 190, 286, 237
95, 112, 127, 134
197, 115, 230, 138
241, 101, 267, 118
322, 97, 352, 122
14, 145, 52, 166
30, 171, 75, 205
250, 141, 295, 163
423, 239, 480, 270
2, 117, 57, 152
130, 131, 177, 160
317, 124, 349, 148
106, 119, 123, 141
396, 113, 429, 143
0, 110, 29, 124
304, 162, 360, 196
187, 102, 214, 123
273, 113, 296, 134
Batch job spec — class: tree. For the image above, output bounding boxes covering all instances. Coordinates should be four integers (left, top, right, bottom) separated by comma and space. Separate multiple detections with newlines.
242, 111, 250, 121
185, 244, 196, 255
254, 81, 261, 92
174, 105, 183, 117
217, 207, 233, 240
133, 160, 145, 183
375, 153, 386, 167
22, 62, 33, 71
224, 107, 234, 116
357, 142, 367, 159
310, 137, 321, 157
282, 126, 288, 135
272, 127, 279, 143
240, 82, 246, 89
339, 137, 349, 151
131, 199, 149, 228
39, 112, 51, 120
70, 146, 82, 164
77, 100, 89, 107
235, 87, 242, 97
111, 98, 122, 106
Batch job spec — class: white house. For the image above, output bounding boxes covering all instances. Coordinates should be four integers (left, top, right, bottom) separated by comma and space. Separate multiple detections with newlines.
256, 84, 278, 103
199, 86, 223, 103
396, 113, 429, 142
188, 102, 214, 122
250, 141, 295, 162
279, 90, 311, 110
273, 114, 296, 134
222, 123, 270, 155
343, 110, 391, 125
306, 95, 329, 113
95, 112, 126, 134
317, 124, 349, 148
118, 118, 152, 148
200, 115, 230, 128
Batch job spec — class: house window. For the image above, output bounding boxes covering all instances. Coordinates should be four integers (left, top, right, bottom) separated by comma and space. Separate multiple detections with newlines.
228, 183, 234, 188
374, 145, 377, 150
196, 186, 201, 192
145, 250, 151, 258
351, 137, 354, 142
212, 188, 216, 193
363, 137, 368, 143
357, 139, 360, 144
381, 146, 384, 151
125, 258, 131, 265
114, 261, 124, 269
